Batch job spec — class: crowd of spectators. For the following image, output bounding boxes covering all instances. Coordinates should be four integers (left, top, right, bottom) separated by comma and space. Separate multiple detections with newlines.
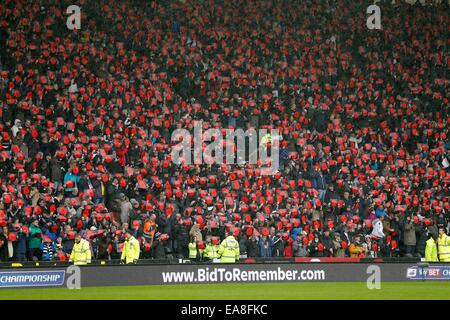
0, 0, 449, 262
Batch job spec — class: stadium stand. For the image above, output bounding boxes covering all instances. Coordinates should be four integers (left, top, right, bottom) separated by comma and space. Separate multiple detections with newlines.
0, 0, 448, 262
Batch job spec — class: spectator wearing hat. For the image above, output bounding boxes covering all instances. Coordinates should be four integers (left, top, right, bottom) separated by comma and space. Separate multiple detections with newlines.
151, 233, 169, 260
292, 235, 308, 257
332, 233, 346, 258
349, 234, 367, 258
245, 234, 259, 258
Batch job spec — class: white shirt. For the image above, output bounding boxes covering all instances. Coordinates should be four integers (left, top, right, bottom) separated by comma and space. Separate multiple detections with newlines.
371, 219, 385, 238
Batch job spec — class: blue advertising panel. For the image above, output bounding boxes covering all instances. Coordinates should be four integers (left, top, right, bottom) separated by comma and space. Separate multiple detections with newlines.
406, 266, 450, 280
0, 270, 65, 288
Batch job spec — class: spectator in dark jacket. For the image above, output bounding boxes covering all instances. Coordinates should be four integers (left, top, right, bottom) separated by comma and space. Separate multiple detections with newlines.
320, 229, 334, 257
246, 235, 259, 258
293, 236, 309, 257
257, 236, 273, 258
402, 215, 417, 257
15, 227, 28, 261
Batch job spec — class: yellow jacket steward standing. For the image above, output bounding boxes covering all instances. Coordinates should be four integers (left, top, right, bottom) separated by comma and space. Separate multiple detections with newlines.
188, 241, 198, 259
121, 234, 140, 264
217, 233, 240, 263
69, 238, 92, 265
425, 237, 438, 262
437, 231, 450, 262
204, 244, 220, 260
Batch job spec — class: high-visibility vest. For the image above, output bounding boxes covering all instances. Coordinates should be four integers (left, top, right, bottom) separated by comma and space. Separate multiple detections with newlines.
217, 236, 240, 263
260, 133, 272, 146
203, 244, 219, 260
188, 242, 197, 259
425, 238, 438, 262
69, 239, 92, 265
121, 236, 140, 264
438, 234, 450, 262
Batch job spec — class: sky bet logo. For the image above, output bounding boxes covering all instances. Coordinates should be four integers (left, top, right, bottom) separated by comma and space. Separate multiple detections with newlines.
407, 266, 450, 280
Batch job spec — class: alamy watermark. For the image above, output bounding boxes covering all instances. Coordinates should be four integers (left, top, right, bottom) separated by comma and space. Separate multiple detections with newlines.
170, 121, 280, 175
366, 265, 381, 289
66, 265, 81, 289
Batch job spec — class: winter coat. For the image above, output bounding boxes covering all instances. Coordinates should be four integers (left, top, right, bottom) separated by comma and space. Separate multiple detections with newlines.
246, 238, 259, 257
64, 172, 80, 192
349, 242, 365, 258
403, 222, 416, 246
333, 240, 346, 257
28, 225, 42, 249
292, 241, 308, 257
271, 237, 285, 257
189, 224, 203, 242
257, 237, 273, 257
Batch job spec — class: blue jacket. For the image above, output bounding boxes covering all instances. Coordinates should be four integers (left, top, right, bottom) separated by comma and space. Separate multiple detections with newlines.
45, 230, 58, 243
40, 243, 56, 261
16, 233, 27, 254
375, 208, 387, 218
64, 172, 80, 191
290, 227, 302, 240
257, 237, 273, 257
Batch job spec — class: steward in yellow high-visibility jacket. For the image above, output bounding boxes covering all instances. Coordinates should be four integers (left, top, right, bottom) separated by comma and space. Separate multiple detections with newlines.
425, 234, 438, 262
437, 227, 450, 262
203, 237, 220, 260
69, 235, 92, 265
217, 232, 240, 263
260, 133, 272, 147
188, 241, 198, 259
121, 233, 140, 264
